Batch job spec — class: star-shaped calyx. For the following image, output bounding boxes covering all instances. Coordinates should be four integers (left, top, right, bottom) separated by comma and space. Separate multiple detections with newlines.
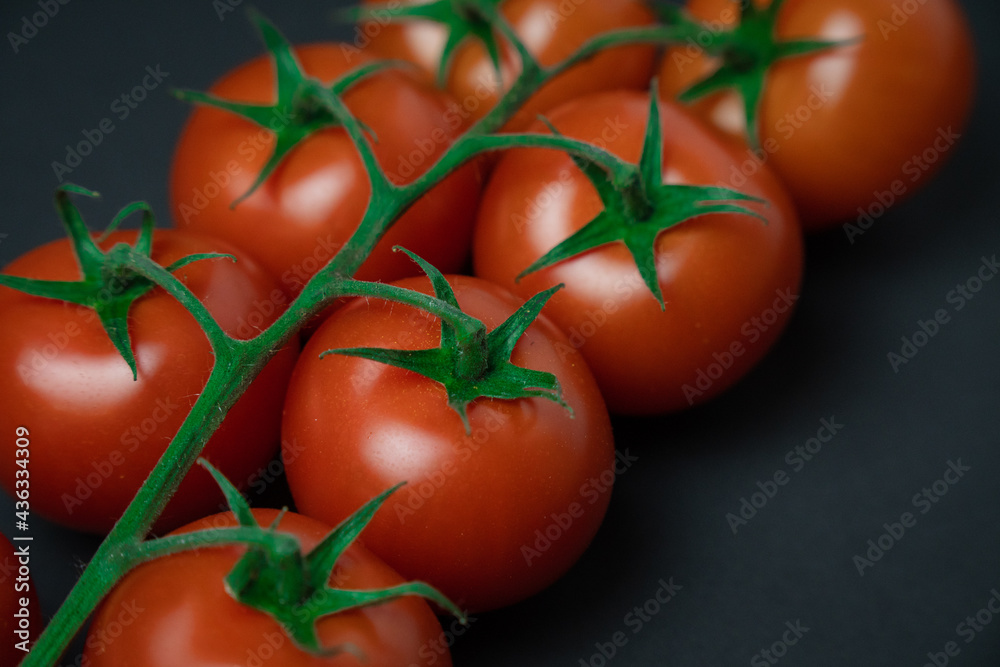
518, 88, 767, 308
346, 0, 505, 86
0, 185, 231, 379
193, 460, 464, 657
672, 0, 860, 149
325, 248, 569, 434
173, 10, 393, 207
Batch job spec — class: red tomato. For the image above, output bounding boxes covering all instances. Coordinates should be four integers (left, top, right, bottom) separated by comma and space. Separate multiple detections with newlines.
0, 230, 298, 534
170, 45, 483, 294
473, 91, 802, 414
0, 532, 39, 665
658, 0, 975, 230
362, 0, 659, 131
282, 275, 615, 612
83, 509, 451, 666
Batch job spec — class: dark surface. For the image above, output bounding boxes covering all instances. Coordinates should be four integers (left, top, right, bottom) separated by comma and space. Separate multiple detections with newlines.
1, 1, 998, 665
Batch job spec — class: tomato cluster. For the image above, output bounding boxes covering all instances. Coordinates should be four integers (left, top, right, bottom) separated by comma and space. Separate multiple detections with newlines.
0, 0, 975, 664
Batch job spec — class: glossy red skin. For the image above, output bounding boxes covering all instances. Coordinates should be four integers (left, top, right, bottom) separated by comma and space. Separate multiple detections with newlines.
363, 0, 658, 131
171, 45, 483, 294
659, 0, 975, 230
0, 230, 299, 534
83, 509, 451, 666
0, 532, 40, 665
282, 275, 614, 612
473, 91, 803, 414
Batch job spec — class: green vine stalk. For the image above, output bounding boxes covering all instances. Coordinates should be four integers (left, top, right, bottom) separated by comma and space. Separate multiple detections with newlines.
18, 4, 825, 664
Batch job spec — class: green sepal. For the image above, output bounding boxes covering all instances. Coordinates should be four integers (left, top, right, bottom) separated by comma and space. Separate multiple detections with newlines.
675, 0, 861, 149
195, 459, 465, 657
324, 248, 569, 434
345, 0, 505, 86
519, 90, 766, 309
172, 11, 396, 207
0, 185, 232, 380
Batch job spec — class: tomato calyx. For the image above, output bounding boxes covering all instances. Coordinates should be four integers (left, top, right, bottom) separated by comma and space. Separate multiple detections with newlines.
165, 460, 467, 657
517, 89, 766, 308
347, 0, 505, 86
172, 10, 395, 207
672, 0, 860, 149
329, 247, 570, 433
0, 184, 233, 379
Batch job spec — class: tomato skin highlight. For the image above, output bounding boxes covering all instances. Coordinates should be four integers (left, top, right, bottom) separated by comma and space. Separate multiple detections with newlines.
170, 44, 483, 294
473, 91, 803, 414
0, 230, 298, 534
362, 0, 659, 131
82, 509, 451, 667
659, 0, 976, 230
282, 275, 615, 613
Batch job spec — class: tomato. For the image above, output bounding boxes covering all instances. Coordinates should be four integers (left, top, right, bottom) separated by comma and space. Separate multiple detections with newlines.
170, 45, 483, 295
0, 532, 39, 665
83, 508, 451, 666
473, 91, 802, 414
362, 0, 659, 131
658, 0, 975, 231
282, 275, 615, 612
0, 230, 298, 534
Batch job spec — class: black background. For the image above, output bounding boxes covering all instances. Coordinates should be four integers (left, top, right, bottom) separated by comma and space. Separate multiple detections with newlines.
1, 0, 998, 665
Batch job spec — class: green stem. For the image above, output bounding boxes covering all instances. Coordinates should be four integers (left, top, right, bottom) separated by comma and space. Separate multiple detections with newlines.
27, 16, 707, 666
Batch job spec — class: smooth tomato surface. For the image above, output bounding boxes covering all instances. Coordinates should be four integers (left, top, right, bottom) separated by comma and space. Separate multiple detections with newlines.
171, 45, 482, 294
0, 230, 298, 534
659, 0, 975, 230
363, 0, 658, 131
282, 275, 615, 612
83, 509, 451, 666
473, 91, 802, 414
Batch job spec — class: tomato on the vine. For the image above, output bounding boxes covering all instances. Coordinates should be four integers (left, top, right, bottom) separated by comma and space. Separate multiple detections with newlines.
0, 230, 298, 534
362, 0, 659, 131
282, 274, 615, 612
473, 91, 802, 414
83, 509, 452, 666
170, 44, 483, 294
658, 0, 975, 231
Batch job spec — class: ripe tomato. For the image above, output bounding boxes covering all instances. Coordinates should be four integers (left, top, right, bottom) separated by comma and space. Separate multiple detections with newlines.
282, 275, 615, 612
361, 0, 658, 131
170, 45, 483, 294
83, 509, 451, 666
0, 230, 298, 534
473, 91, 802, 414
658, 0, 975, 231
0, 532, 39, 665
